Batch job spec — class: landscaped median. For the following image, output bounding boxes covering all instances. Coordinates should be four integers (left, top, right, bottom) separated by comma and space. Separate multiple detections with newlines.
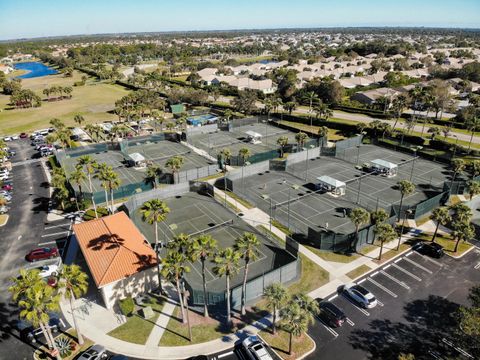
259, 329, 315, 360
33, 329, 94, 360
0, 214, 8, 226
414, 232, 473, 258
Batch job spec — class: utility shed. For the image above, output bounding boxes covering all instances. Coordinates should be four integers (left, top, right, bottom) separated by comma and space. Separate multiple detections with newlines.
316, 175, 346, 196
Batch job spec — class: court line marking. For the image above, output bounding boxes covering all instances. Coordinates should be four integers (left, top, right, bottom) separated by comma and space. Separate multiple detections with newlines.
379, 270, 410, 290
367, 277, 398, 297
392, 263, 422, 281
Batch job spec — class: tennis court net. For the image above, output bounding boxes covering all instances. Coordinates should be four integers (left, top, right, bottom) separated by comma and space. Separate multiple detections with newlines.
272, 188, 323, 210
146, 150, 191, 162
188, 219, 234, 237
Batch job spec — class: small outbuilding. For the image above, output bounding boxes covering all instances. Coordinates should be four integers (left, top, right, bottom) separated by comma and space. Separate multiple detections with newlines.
316, 175, 346, 196
128, 152, 146, 168
371, 159, 398, 177
245, 130, 262, 144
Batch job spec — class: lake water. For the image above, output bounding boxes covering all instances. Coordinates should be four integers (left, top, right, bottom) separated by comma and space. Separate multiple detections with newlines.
14, 61, 58, 79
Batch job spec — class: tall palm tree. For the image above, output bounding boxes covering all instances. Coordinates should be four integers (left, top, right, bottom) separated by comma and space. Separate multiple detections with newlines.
191, 234, 217, 318
77, 156, 99, 218
95, 164, 120, 213
69, 169, 86, 211
370, 208, 389, 226
429, 207, 451, 243
165, 155, 185, 184
219, 148, 232, 169
161, 251, 190, 324
295, 132, 308, 150
449, 203, 473, 224
469, 160, 480, 180
303, 91, 319, 127
317, 126, 328, 142
375, 223, 397, 260
451, 221, 475, 253
263, 283, 287, 334
397, 180, 415, 221
238, 147, 251, 166
74, 114, 85, 127
59, 265, 88, 345
234, 232, 260, 316
348, 207, 370, 250
145, 164, 161, 189
276, 136, 289, 158
9, 271, 62, 360
140, 199, 171, 292
213, 247, 240, 326
467, 180, 480, 200
451, 159, 466, 185
280, 300, 314, 355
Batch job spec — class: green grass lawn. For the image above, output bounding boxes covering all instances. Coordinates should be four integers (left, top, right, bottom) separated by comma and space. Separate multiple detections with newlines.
259, 329, 314, 360
289, 253, 329, 295
374, 243, 411, 264
415, 233, 472, 257
277, 120, 346, 141
304, 244, 360, 263
158, 306, 228, 346
225, 190, 254, 209
0, 70, 130, 135
346, 264, 372, 280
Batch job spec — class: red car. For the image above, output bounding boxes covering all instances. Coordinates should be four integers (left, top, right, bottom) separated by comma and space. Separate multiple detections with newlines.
26, 247, 59, 262
19, 133, 28, 139
2, 184, 13, 191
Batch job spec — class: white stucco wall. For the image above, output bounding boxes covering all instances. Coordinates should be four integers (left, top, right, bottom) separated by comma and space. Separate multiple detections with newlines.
100, 267, 159, 309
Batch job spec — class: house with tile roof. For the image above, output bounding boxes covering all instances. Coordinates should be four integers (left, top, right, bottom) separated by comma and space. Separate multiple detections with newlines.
72, 211, 158, 309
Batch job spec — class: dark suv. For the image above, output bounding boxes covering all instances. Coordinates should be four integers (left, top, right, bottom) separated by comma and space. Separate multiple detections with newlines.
16, 317, 62, 344
317, 300, 347, 327
412, 241, 444, 258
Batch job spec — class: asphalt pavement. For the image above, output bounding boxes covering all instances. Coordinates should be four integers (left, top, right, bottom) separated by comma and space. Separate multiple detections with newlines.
305, 248, 480, 360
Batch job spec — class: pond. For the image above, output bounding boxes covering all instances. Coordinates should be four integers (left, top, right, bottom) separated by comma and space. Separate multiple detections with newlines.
14, 61, 58, 79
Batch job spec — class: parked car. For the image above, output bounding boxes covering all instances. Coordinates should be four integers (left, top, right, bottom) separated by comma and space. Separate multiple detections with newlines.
17, 316, 62, 344
11, 135, 19, 140
412, 241, 445, 258
3, 136, 12, 142
35, 143, 47, 150
109, 356, 130, 360
343, 283, 377, 309
37, 264, 59, 278
242, 336, 273, 360
77, 345, 109, 360
26, 247, 59, 262
0, 193, 12, 202
0, 205, 9, 214
316, 300, 347, 327
2, 184, 13, 191
20, 132, 28, 139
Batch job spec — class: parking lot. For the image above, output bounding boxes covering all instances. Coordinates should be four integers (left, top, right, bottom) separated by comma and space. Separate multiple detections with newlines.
306, 248, 480, 360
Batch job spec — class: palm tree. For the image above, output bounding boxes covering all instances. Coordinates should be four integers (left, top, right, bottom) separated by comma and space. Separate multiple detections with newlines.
467, 180, 480, 200
213, 247, 240, 326
470, 160, 480, 180
165, 155, 185, 184
449, 203, 473, 224
451, 221, 475, 253
451, 159, 466, 185
219, 148, 232, 168
238, 147, 251, 166
223, 109, 234, 123
43, 88, 51, 101
348, 207, 370, 250
317, 126, 328, 142
391, 95, 407, 129
277, 136, 289, 158
303, 91, 319, 127
77, 156, 98, 218
234, 232, 260, 316
280, 300, 314, 355
9, 270, 62, 359
370, 208, 389, 226
295, 132, 308, 150
375, 223, 397, 260
69, 168, 86, 210
397, 180, 415, 221
161, 251, 190, 325
145, 164, 161, 189
191, 234, 217, 318
74, 114, 85, 127
263, 283, 287, 334
140, 199, 171, 292
430, 207, 451, 243
59, 265, 88, 345
95, 164, 120, 213
284, 101, 297, 115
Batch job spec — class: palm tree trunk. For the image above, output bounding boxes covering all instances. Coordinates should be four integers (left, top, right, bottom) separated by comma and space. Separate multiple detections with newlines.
201, 260, 209, 318
454, 237, 461, 253
469, 131, 474, 152
288, 332, 293, 355
44, 321, 62, 360
39, 321, 53, 349
103, 189, 109, 213
110, 188, 115, 214
176, 278, 187, 324
398, 195, 404, 222
272, 305, 277, 334
378, 240, 384, 261
69, 290, 84, 345
432, 223, 440, 243
241, 261, 249, 316
226, 275, 231, 326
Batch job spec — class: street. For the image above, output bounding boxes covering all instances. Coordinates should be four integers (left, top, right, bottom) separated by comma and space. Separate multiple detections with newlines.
306, 248, 480, 360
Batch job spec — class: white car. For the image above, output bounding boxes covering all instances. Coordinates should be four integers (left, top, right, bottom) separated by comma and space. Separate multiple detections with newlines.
343, 283, 377, 309
242, 336, 273, 360
3, 136, 12, 142
0, 173, 9, 181
77, 345, 108, 360
37, 265, 59, 278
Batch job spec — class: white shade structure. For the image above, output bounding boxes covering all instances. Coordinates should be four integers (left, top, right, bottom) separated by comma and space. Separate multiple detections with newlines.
371, 159, 398, 177
316, 175, 346, 196
128, 152, 146, 168
245, 130, 262, 144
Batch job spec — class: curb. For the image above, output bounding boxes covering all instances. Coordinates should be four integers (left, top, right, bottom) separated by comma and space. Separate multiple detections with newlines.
297, 332, 316, 360
0, 214, 9, 227
446, 243, 477, 259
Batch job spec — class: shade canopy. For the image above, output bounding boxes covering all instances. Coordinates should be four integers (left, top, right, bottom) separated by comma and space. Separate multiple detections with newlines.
371, 159, 398, 170
316, 175, 346, 189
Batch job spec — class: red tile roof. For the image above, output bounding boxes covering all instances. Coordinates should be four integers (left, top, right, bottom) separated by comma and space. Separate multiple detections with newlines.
73, 212, 157, 287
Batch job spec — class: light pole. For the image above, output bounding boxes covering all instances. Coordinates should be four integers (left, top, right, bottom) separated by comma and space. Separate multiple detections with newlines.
356, 145, 361, 165
283, 179, 299, 229
242, 161, 250, 193
305, 145, 315, 181
409, 146, 422, 182
356, 176, 362, 204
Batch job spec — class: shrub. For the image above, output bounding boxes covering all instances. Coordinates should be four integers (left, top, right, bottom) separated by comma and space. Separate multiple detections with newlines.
119, 297, 135, 317
83, 206, 109, 221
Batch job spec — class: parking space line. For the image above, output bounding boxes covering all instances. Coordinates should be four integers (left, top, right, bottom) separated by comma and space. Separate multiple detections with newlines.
357, 279, 366, 284
380, 270, 410, 289
317, 317, 339, 337
346, 318, 355, 326
367, 278, 398, 297
342, 295, 370, 316
41, 231, 69, 238
403, 257, 433, 274
328, 294, 338, 301
38, 240, 57, 246
377, 300, 384, 307
392, 263, 422, 281
442, 338, 475, 359
44, 223, 71, 230
474, 262, 480, 270
218, 351, 234, 359
411, 251, 443, 267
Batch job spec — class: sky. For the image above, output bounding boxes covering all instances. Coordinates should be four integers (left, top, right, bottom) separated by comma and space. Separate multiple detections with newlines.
0, 0, 479, 41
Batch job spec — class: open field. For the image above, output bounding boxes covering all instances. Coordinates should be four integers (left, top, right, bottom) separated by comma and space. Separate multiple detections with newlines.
0, 70, 130, 135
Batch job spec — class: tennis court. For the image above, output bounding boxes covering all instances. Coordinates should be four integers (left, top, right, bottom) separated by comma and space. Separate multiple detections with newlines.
131, 191, 295, 293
